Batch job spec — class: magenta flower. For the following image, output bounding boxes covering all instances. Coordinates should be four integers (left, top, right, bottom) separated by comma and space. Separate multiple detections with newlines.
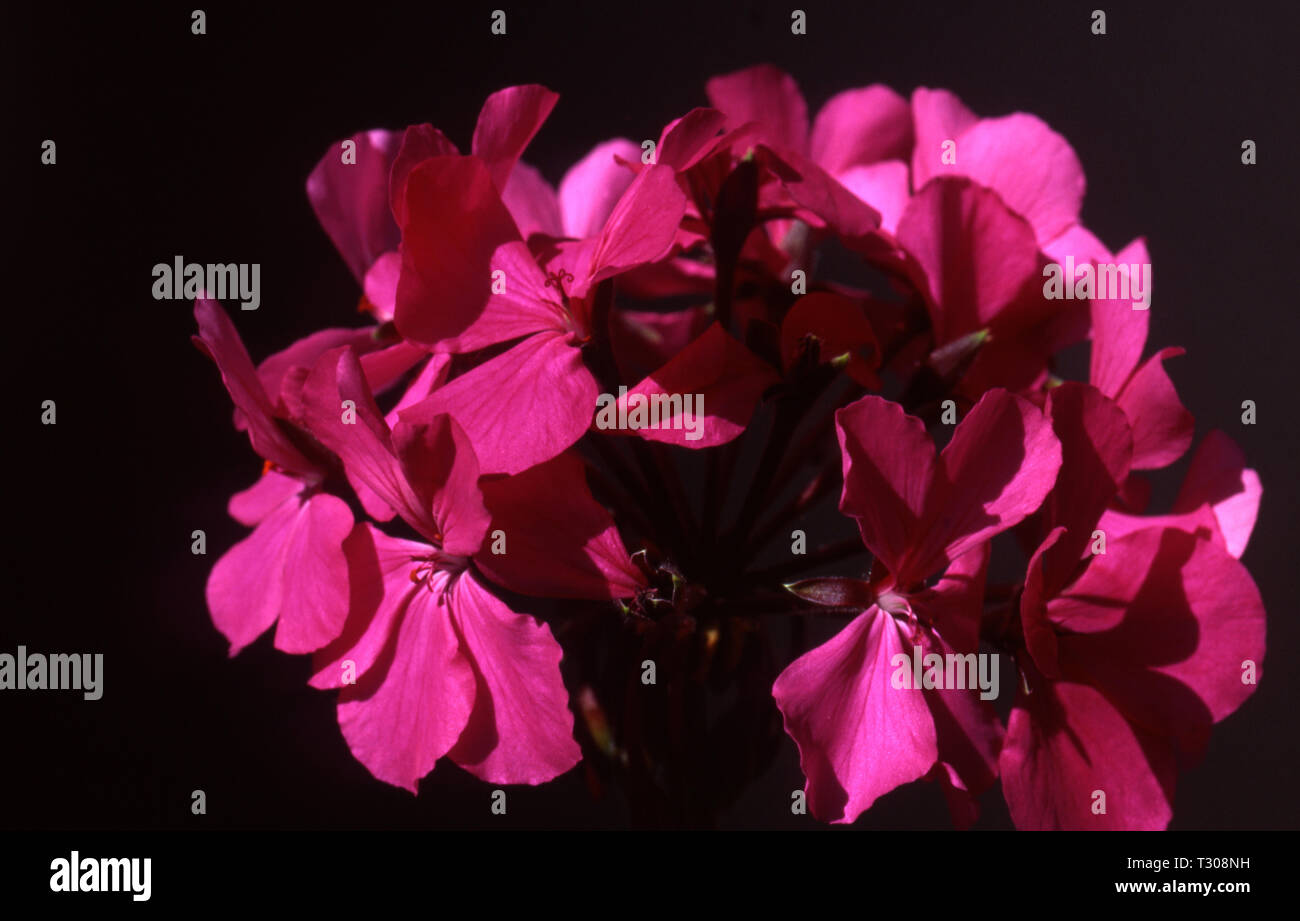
193, 299, 357, 656
393, 153, 687, 474
190, 68, 1268, 826
285, 346, 635, 789
773, 389, 1061, 823
1002, 383, 1265, 829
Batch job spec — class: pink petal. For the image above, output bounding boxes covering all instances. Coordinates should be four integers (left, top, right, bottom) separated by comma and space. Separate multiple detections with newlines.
835, 395, 935, 574
401, 330, 598, 476
1000, 680, 1175, 830
656, 108, 727, 171
391, 415, 491, 559
924, 641, 1004, 819
1042, 223, 1112, 267
1037, 382, 1133, 592
810, 84, 912, 174
359, 340, 428, 396
911, 541, 990, 656
471, 84, 560, 192
306, 129, 402, 281
206, 496, 299, 655
705, 65, 809, 154
1116, 347, 1193, 470
336, 566, 477, 793
586, 164, 688, 285
910, 389, 1062, 581
447, 573, 581, 785
291, 347, 439, 538
558, 139, 641, 239
910, 88, 978, 190
387, 123, 459, 226
256, 326, 383, 414
757, 146, 882, 250
228, 469, 302, 527
1051, 527, 1266, 756
954, 114, 1086, 242
502, 160, 563, 239
772, 607, 938, 823
1020, 526, 1067, 678
427, 241, 566, 354
1089, 238, 1151, 396
616, 322, 778, 448
393, 155, 524, 348
836, 160, 910, 236
362, 251, 401, 322
894, 177, 1042, 344
271, 493, 355, 654
206, 491, 352, 655
1095, 505, 1219, 555
193, 299, 314, 476
311, 525, 434, 689
383, 352, 452, 430
1171, 430, 1261, 558
475, 451, 646, 600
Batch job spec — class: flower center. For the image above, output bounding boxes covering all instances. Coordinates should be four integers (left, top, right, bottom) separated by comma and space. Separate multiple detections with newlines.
408, 550, 470, 594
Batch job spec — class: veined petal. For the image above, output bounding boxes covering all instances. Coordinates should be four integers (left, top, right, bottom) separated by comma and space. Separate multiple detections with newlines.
773, 607, 938, 823
447, 574, 581, 785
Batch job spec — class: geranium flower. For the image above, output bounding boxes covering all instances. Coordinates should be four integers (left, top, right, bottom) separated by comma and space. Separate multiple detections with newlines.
393, 153, 687, 473
285, 346, 578, 788
773, 389, 1061, 823
287, 346, 643, 789
1002, 383, 1265, 829
192, 299, 355, 656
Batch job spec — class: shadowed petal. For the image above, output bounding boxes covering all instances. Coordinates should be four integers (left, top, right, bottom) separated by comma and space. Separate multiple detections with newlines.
447, 574, 581, 784
1001, 680, 1175, 830
475, 451, 645, 599
336, 567, 476, 793
773, 607, 938, 823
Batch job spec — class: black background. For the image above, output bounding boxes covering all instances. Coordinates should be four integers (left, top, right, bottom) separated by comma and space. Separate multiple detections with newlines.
6, 0, 1298, 831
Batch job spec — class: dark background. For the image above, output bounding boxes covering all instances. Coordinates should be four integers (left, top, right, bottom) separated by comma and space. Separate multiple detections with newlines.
6, 0, 1298, 830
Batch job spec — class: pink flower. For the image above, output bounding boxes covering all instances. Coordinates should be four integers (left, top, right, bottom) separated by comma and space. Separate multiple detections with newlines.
188, 68, 1269, 825
192, 299, 355, 656
393, 153, 687, 473
1002, 383, 1265, 829
705, 64, 911, 234
308, 84, 555, 320
773, 389, 1062, 823
287, 346, 641, 789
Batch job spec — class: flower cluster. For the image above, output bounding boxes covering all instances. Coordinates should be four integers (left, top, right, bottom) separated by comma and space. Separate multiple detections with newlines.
194, 65, 1265, 828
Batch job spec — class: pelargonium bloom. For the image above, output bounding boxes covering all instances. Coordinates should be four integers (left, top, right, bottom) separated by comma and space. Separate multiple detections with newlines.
287, 346, 589, 789
393, 153, 688, 474
773, 389, 1061, 823
193, 298, 356, 656
1001, 383, 1265, 829
190, 67, 1268, 828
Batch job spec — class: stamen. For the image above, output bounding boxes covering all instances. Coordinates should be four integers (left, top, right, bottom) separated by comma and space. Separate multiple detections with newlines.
544, 268, 575, 304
